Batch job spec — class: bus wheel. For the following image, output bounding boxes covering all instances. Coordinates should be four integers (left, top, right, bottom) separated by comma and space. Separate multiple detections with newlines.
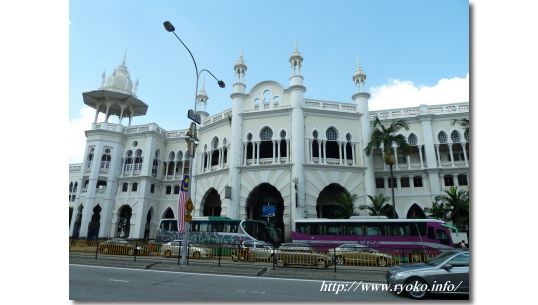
335, 256, 344, 265
377, 257, 387, 267
164, 250, 172, 258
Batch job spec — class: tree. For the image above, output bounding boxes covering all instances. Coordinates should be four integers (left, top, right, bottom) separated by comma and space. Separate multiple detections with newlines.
427, 187, 469, 229
452, 118, 470, 136
424, 200, 450, 221
335, 192, 359, 218
364, 117, 410, 218
359, 193, 391, 217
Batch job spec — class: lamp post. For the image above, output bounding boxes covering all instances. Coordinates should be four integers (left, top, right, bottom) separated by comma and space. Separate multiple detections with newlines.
163, 20, 225, 264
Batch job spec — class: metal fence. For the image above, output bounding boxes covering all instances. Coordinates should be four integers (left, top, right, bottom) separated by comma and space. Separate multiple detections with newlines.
69, 238, 445, 271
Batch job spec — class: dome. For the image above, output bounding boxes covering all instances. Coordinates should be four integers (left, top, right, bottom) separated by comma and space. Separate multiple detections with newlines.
102, 57, 134, 95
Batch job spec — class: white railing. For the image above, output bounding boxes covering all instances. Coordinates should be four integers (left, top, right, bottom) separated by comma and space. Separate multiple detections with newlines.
202, 109, 233, 127
304, 99, 357, 113
69, 164, 82, 171
92, 122, 123, 132
100, 161, 110, 169
370, 102, 469, 121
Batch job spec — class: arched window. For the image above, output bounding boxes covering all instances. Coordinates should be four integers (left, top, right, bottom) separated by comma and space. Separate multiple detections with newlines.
134, 149, 143, 171
175, 151, 183, 175
86, 147, 94, 168
123, 150, 133, 173
325, 127, 340, 159
408, 133, 418, 146
345, 133, 352, 164
69, 182, 73, 193
326, 127, 338, 141
246, 133, 254, 161
438, 131, 448, 144
451, 130, 461, 143
211, 137, 219, 167
259, 127, 273, 159
73, 181, 78, 192
464, 130, 469, 142
101, 148, 111, 169
169, 151, 175, 161
312, 130, 320, 159
280, 130, 287, 159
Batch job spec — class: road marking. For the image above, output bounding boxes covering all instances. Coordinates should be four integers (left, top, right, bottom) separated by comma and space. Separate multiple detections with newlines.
109, 279, 129, 283
70, 264, 381, 285
236, 289, 266, 294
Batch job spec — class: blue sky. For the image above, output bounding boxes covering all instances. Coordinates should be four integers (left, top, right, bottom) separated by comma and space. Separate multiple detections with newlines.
69, 0, 469, 162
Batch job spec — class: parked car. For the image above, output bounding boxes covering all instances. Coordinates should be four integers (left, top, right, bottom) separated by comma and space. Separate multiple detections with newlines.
332, 244, 395, 267
386, 250, 469, 299
98, 238, 147, 255
232, 240, 275, 262
276, 243, 332, 269
160, 240, 213, 259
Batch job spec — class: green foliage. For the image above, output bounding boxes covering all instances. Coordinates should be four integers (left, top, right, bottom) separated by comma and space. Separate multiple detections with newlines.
359, 193, 390, 216
426, 186, 469, 228
335, 192, 359, 218
364, 117, 410, 218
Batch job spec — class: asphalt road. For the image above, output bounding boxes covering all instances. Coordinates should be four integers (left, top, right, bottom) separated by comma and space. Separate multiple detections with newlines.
70, 264, 404, 301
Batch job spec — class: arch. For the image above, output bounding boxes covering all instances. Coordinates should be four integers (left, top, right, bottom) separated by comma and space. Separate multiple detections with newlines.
201, 188, 222, 216
116, 205, 132, 238
316, 183, 353, 219
162, 207, 174, 219
144, 207, 155, 240
260, 126, 273, 140
259, 127, 274, 159
450, 130, 461, 143
72, 205, 84, 238
177, 151, 183, 161
87, 205, 102, 239
326, 126, 339, 141
169, 151, 175, 161
406, 203, 426, 219
437, 131, 448, 144
325, 127, 340, 159
408, 133, 418, 146
246, 183, 284, 242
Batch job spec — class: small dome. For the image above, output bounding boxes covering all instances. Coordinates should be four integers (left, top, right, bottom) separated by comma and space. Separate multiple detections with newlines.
102, 56, 134, 95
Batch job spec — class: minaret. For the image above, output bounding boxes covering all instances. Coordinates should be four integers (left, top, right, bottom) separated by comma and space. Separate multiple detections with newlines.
228, 51, 248, 219
196, 78, 209, 121
289, 42, 306, 223
351, 56, 375, 203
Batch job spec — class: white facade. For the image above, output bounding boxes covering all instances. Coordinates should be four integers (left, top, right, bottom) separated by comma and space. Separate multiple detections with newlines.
69, 49, 469, 241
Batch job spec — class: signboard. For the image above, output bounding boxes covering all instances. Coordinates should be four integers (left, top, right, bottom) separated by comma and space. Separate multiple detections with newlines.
261, 204, 276, 217
185, 215, 192, 222
185, 198, 194, 215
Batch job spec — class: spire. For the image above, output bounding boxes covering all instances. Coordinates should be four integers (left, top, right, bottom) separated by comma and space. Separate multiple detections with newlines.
234, 50, 247, 85
352, 55, 366, 91
289, 40, 303, 79
122, 49, 127, 66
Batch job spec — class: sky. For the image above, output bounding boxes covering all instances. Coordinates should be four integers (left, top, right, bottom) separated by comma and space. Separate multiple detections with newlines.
69, 0, 469, 163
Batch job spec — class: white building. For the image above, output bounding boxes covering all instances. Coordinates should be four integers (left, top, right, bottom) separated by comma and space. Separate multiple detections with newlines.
69, 48, 469, 241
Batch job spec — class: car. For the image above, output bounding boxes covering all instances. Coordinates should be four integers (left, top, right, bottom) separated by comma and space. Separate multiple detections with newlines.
332, 244, 395, 267
386, 249, 469, 299
232, 240, 275, 262
276, 243, 332, 269
98, 238, 147, 255
160, 240, 213, 259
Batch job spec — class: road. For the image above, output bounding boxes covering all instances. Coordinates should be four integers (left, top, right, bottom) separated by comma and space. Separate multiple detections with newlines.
70, 264, 403, 301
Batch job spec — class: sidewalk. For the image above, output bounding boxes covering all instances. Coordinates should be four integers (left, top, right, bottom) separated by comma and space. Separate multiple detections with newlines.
69, 254, 388, 283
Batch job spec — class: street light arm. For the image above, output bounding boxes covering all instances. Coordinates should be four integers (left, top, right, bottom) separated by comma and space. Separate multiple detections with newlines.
199, 69, 226, 88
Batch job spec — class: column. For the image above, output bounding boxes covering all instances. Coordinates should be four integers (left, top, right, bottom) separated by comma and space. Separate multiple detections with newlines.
343, 142, 348, 165
94, 107, 100, 123
351, 143, 356, 165
339, 141, 343, 165
448, 144, 455, 167
256, 141, 260, 164
318, 140, 322, 164
435, 144, 441, 168
462, 141, 469, 167
396, 176, 401, 191
277, 140, 281, 163
272, 140, 276, 164
243, 143, 247, 165
453, 173, 459, 187
208, 151, 213, 171
286, 139, 290, 162
323, 141, 327, 164
410, 175, 415, 188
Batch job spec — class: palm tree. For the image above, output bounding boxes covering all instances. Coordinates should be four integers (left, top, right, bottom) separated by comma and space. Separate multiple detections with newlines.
364, 117, 410, 218
359, 193, 391, 217
428, 187, 469, 229
424, 200, 450, 221
336, 192, 359, 218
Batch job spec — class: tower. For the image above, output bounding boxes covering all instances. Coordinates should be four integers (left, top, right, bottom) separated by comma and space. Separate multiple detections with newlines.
228, 51, 248, 219
196, 78, 209, 121
289, 43, 306, 221
351, 57, 376, 202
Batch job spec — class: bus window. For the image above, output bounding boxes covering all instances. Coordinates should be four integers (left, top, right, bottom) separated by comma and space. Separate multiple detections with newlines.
229, 223, 238, 233
366, 224, 382, 236
344, 224, 363, 235
436, 229, 451, 245
427, 227, 435, 240
415, 223, 427, 236
297, 223, 310, 234
310, 224, 322, 235
326, 223, 341, 235
191, 222, 200, 232
387, 223, 405, 236
209, 222, 224, 232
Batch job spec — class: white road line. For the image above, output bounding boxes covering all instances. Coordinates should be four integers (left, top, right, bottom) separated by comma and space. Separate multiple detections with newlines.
70, 263, 380, 285
109, 279, 129, 283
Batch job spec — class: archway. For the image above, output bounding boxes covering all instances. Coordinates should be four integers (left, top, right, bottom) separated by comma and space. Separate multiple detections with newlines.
116, 205, 132, 238
201, 188, 222, 216
162, 207, 174, 219
72, 205, 83, 238
87, 205, 101, 240
246, 183, 284, 242
316, 183, 352, 219
144, 208, 154, 240
407, 203, 426, 219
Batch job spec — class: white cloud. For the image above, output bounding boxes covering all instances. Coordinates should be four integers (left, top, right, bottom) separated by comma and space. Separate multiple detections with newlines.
369, 73, 469, 111
69, 106, 104, 163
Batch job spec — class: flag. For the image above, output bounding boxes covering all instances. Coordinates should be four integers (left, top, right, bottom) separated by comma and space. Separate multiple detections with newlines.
178, 175, 190, 234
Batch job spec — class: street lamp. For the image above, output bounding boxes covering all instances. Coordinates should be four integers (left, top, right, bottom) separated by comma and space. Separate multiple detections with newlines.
163, 20, 225, 264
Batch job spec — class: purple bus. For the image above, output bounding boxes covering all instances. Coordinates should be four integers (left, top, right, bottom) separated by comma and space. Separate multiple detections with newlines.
292, 218, 456, 261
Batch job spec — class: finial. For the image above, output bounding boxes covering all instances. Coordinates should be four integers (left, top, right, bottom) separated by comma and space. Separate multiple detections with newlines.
356, 56, 360, 68
122, 50, 127, 65
201, 77, 206, 91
